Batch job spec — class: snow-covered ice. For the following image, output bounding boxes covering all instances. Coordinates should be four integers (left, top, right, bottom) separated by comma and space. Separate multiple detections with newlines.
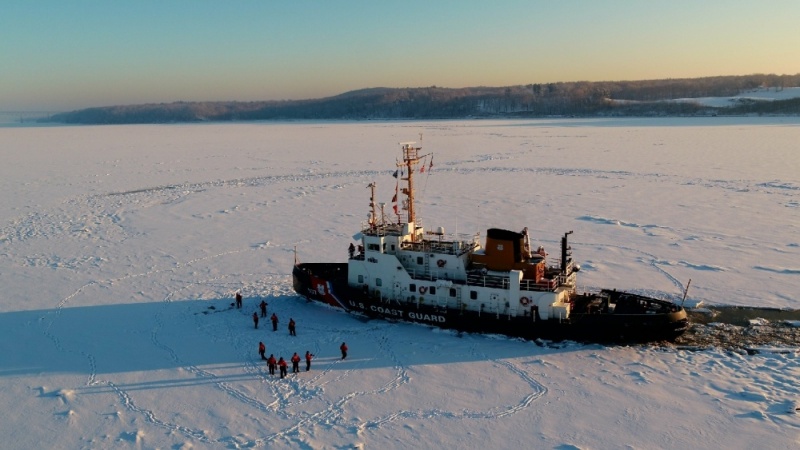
1, 118, 799, 449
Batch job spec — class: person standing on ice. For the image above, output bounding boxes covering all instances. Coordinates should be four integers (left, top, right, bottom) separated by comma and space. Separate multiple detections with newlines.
252, 312, 259, 329
278, 357, 288, 378
305, 351, 314, 371
258, 341, 266, 360
235, 291, 243, 309
271, 313, 279, 331
259, 299, 268, 317
340, 342, 348, 360
267, 354, 277, 375
288, 318, 296, 336
291, 352, 301, 373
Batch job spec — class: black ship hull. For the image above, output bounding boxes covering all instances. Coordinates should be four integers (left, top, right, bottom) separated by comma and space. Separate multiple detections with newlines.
293, 263, 689, 344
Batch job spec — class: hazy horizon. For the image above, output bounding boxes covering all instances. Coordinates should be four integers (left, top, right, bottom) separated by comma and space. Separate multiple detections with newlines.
3, 1, 800, 111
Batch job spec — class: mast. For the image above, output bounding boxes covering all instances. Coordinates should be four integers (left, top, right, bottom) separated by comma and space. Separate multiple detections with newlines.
367, 182, 377, 227
561, 231, 573, 275
398, 140, 429, 226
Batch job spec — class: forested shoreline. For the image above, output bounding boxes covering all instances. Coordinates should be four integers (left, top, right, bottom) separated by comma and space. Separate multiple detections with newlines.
44, 74, 800, 124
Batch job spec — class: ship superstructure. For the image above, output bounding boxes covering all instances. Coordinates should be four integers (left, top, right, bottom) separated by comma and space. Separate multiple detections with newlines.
293, 141, 688, 342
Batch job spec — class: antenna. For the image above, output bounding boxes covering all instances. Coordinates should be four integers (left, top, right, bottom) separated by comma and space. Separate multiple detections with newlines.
681, 278, 692, 307
367, 182, 377, 227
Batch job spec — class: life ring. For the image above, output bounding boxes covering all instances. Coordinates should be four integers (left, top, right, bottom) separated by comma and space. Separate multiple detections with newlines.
437, 259, 446, 268
419, 286, 427, 294
520, 297, 530, 306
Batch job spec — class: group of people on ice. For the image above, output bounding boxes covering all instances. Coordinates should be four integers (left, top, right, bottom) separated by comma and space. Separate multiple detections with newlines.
253, 311, 292, 332
260, 351, 316, 378
238, 290, 348, 379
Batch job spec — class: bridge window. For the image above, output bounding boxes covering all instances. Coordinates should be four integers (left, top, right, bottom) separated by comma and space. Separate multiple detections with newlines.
429, 287, 436, 295
470, 290, 478, 300
376, 278, 383, 287
409, 284, 416, 292
417, 256, 424, 265
450, 288, 457, 297
358, 275, 364, 283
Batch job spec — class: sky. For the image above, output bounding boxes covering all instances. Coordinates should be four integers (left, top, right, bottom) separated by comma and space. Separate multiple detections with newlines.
2, 0, 800, 112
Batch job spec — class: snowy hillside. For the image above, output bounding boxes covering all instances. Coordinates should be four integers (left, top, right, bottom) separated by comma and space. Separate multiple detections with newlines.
674, 86, 800, 107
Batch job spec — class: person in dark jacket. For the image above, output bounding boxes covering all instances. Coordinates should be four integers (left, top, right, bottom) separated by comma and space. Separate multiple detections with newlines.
259, 300, 268, 317
252, 312, 259, 329
305, 351, 314, 371
271, 313, 279, 331
291, 352, 301, 373
258, 341, 266, 360
288, 318, 296, 336
267, 354, 277, 375
340, 342, 348, 360
235, 291, 243, 309
278, 357, 288, 378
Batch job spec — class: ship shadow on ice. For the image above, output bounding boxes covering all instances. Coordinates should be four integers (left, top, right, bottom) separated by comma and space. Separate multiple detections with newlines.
1, 294, 595, 380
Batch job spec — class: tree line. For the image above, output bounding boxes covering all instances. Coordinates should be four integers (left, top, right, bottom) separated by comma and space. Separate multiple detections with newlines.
43, 74, 800, 124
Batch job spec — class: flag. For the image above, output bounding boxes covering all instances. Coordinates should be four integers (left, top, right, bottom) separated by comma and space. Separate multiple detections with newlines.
429, 156, 433, 171
391, 193, 397, 202
392, 170, 398, 178
393, 204, 398, 215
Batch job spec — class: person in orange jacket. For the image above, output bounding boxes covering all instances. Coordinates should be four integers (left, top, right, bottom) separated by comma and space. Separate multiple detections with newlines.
258, 341, 266, 360
278, 357, 288, 378
340, 342, 348, 360
305, 351, 314, 371
259, 299, 268, 317
252, 312, 259, 329
288, 318, 296, 336
291, 352, 301, 373
267, 354, 277, 376
271, 313, 279, 331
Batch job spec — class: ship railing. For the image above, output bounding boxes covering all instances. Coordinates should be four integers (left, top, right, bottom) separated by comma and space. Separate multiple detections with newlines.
520, 278, 561, 292
360, 222, 406, 236
466, 272, 510, 289
408, 269, 457, 282
401, 234, 480, 256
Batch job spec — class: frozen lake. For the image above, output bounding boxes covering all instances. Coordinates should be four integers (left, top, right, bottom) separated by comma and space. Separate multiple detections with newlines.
1, 118, 798, 449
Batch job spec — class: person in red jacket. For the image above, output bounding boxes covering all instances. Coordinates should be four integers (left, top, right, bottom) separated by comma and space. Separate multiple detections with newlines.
291, 352, 301, 373
252, 312, 259, 329
258, 341, 266, 360
305, 351, 314, 371
259, 300, 268, 317
278, 357, 288, 378
340, 342, 348, 360
267, 354, 277, 376
271, 313, 279, 332
288, 318, 296, 336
